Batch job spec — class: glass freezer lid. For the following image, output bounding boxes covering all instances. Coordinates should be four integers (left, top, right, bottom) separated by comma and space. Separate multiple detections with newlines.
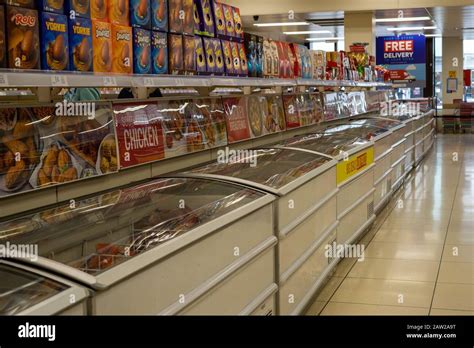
0, 177, 264, 276
323, 123, 389, 140
350, 117, 403, 130
0, 263, 69, 315
186, 148, 331, 190
277, 133, 370, 158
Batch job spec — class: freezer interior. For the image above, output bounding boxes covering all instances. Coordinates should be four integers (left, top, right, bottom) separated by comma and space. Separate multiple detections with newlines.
321, 123, 390, 140
186, 148, 331, 191
0, 177, 265, 277
349, 117, 404, 131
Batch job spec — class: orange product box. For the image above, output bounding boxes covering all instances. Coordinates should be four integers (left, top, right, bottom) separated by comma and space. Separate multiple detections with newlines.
91, 0, 108, 21
108, 0, 129, 26
92, 20, 112, 72
111, 24, 132, 74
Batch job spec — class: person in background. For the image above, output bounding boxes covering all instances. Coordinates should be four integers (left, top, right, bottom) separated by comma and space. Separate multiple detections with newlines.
117, 87, 162, 99
64, 87, 101, 101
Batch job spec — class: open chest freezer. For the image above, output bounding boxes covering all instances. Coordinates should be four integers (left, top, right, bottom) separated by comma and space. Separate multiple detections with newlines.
0, 259, 90, 315
181, 148, 338, 315
0, 177, 277, 315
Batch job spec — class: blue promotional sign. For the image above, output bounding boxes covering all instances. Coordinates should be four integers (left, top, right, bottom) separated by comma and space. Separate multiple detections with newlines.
376, 34, 426, 88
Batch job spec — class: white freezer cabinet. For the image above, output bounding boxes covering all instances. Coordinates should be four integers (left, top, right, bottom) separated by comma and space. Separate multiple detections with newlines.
0, 260, 89, 315
0, 177, 277, 315
182, 148, 338, 315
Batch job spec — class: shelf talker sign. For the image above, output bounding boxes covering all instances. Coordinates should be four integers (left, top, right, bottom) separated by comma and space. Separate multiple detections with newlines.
376, 35, 426, 88
336, 147, 374, 185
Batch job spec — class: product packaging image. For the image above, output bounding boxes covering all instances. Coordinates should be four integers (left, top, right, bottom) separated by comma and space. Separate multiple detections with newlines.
108, 0, 129, 26
221, 39, 232, 75
194, 0, 214, 37
91, 0, 107, 21
244, 33, 256, 77
6, 6, 40, 70
4, 0, 35, 8
151, 0, 168, 31
213, 1, 225, 38
311, 50, 325, 80
194, 36, 206, 74
237, 42, 247, 76
212, 38, 224, 75
65, 0, 91, 18
151, 30, 167, 74
183, 34, 195, 74
276, 41, 290, 78
222, 4, 235, 39
182, 0, 194, 35
112, 24, 132, 74
40, 12, 69, 71
203, 37, 215, 74
168, 33, 183, 74
230, 41, 241, 75
131, 0, 151, 29
256, 35, 263, 77
39, 0, 65, 14
0, 7, 6, 68
289, 43, 301, 78
193, 0, 201, 34
92, 20, 112, 72
232, 6, 243, 42
262, 38, 272, 77
133, 27, 151, 74
68, 16, 93, 72
168, 0, 183, 33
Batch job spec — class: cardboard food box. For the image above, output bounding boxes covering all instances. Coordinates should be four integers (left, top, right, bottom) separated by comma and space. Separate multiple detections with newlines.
269, 40, 279, 76
232, 6, 243, 42
276, 41, 291, 78
0, 7, 7, 68
6, 6, 40, 69
222, 4, 235, 39
244, 33, 256, 77
183, 34, 195, 74
111, 24, 132, 74
237, 43, 247, 76
193, 0, 201, 34
40, 12, 69, 71
4, 0, 34, 8
194, 36, 206, 74
221, 39, 233, 75
108, 0, 129, 26
194, 0, 214, 37
298, 44, 312, 79
91, 0, 107, 21
39, 0, 65, 14
255, 35, 263, 77
68, 16, 93, 72
131, 0, 151, 29
132, 27, 151, 74
262, 38, 272, 77
310, 50, 325, 80
168, 33, 183, 74
212, 38, 224, 75
168, 0, 183, 33
202, 37, 215, 74
151, 30, 167, 74
213, 0, 225, 38
66, 0, 91, 18
151, 0, 168, 32
182, 0, 194, 35
289, 43, 301, 78
92, 20, 112, 72
230, 41, 241, 75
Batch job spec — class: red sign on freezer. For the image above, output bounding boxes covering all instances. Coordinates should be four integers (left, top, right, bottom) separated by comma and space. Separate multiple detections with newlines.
114, 103, 165, 168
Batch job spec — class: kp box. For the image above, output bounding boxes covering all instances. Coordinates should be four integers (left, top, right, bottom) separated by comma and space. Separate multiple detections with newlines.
40, 12, 69, 71
133, 27, 151, 74
92, 19, 112, 72
112, 24, 132, 73
131, 0, 151, 29
151, 30, 167, 74
151, 0, 168, 31
68, 16, 93, 71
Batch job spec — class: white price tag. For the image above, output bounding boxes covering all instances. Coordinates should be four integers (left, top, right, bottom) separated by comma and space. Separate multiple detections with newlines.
51, 75, 68, 86
143, 77, 155, 87
175, 78, 185, 86
0, 73, 8, 86
103, 76, 117, 86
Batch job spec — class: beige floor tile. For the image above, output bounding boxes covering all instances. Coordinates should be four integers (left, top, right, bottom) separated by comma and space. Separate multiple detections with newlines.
432, 283, 474, 311
304, 301, 327, 315
364, 241, 443, 261
348, 258, 439, 282
438, 262, 474, 284
313, 276, 345, 302
442, 244, 474, 263
381, 219, 449, 232
331, 278, 435, 308
333, 257, 357, 277
445, 230, 474, 245
321, 302, 428, 315
430, 308, 474, 316
374, 229, 446, 244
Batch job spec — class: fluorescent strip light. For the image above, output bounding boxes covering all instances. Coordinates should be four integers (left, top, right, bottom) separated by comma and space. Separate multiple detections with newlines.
375, 16, 430, 23
283, 30, 331, 35
425, 34, 441, 37
387, 26, 437, 31
253, 22, 308, 27
306, 37, 344, 41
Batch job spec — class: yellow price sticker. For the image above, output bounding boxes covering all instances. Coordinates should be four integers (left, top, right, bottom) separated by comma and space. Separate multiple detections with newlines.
336, 147, 374, 184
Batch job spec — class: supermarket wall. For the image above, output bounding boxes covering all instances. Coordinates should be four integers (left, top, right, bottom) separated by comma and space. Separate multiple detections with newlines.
442, 37, 464, 106
344, 12, 375, 56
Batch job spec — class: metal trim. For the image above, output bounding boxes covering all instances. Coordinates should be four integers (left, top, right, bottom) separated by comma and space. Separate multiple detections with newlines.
239, 283, 278, 315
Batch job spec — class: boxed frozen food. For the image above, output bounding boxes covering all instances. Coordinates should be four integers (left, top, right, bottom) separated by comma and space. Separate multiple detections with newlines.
0, 7, 7, 68
131, 0, 151, 29
6, 6, 40, 70
194, 0, 215, 37
68, 17, 93, 72
168, 0, 183, 33
222, 96, 250, 143
276, 41, 291, 78
91, 0, 107, 21
256, 35, 263, 77
221, 39, 233, 75
232, 6, 243, 41
297, 44, 312, 79
66, 0, 91, 18
108, 0, 129, 26
39, 0, 65, 14
222, 4, 234, 39
40, 12, 69, 71
195, 36, 206, 74
133, 27, 151, 74
151, 30, 167, 74
92, 20, 112, 72
151, 0, 168, 32
237, 42, 247, 76
112, 24, 132, 74
182, 0, 194, 35
247, 95, 285, 138
213, 0, 225, 38
244, 33, 256, 77
262, 38, 272, 77
310, 50, 325, 80
289, 43, 301, 77
203, 37, 215, 74
168, 33, 183, 74
183, 34, 195, 74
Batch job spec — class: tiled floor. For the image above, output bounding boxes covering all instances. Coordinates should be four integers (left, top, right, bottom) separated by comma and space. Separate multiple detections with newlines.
306, 134, 474, 316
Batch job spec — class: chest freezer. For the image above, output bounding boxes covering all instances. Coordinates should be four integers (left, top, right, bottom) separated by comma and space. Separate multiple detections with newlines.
0, 177, 276, 315
0, 259, 89, 315
181, 148, 338, 315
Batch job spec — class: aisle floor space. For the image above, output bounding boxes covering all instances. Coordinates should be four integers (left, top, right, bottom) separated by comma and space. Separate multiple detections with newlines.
305, 134, 474, 316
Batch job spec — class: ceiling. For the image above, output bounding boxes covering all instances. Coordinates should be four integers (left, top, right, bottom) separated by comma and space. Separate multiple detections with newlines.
241, 5, 474, 43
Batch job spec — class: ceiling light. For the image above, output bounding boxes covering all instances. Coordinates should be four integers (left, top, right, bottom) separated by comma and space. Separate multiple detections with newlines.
283, 30, 331, 35
253, 22, 309, 27
425, 34, 441, 37
387, 26, 437, 31
306, 37, 344, 41
375, 16, 430, 23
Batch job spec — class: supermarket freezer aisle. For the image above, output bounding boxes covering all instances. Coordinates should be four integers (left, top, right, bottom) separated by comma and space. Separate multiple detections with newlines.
305, 134, 474, 316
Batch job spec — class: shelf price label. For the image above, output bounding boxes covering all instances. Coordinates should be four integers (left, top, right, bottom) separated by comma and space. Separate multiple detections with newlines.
143, 77, 156, 87
0, 73, 8, 86
51, 75, 68, 87
103, 76, 117, 86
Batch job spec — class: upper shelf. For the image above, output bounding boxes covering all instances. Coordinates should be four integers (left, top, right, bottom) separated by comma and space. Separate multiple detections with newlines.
0, 69, 392, 88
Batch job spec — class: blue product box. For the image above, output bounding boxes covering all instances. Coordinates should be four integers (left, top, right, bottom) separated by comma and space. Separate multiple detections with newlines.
131, 0, 151, 29
151, 30, 167, 74
39, 0, 65, 14
151, 0, 168, 32
65, 0, 90, 18
68, 17, 93, 71
133, 27, 151, 74
40, 12, 69, 71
